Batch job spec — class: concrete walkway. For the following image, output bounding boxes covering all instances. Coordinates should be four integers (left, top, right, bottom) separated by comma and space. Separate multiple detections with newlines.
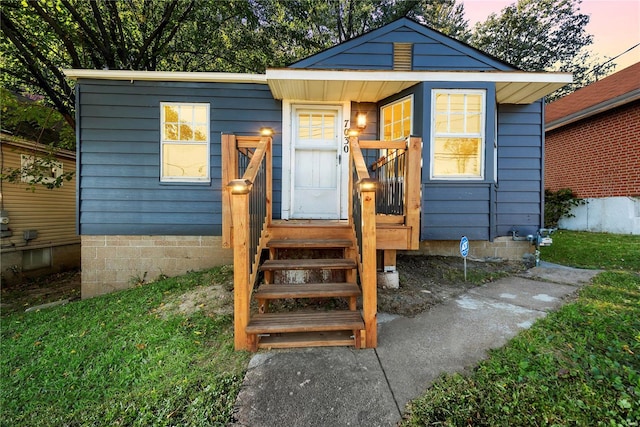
232, 265, 600, 426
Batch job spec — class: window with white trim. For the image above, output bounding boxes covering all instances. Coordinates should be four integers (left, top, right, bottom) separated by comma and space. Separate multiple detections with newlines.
160, 102, 210, 182
380, 95, 413, 140
431, 90, 486, 179
20, 154, 63, 185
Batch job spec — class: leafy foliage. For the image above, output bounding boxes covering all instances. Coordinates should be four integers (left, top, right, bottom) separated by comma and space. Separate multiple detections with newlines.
0, 89, 74, 149
470, 0, 612, 101
0, 0, 472, 128
0, 151, 74, 191
544, 188, 585, 228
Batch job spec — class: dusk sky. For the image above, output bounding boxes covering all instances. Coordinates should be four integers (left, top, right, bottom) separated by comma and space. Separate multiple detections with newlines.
461, 0, 640, 72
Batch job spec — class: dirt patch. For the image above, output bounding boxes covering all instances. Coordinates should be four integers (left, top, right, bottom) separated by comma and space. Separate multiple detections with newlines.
1, 269, 81, 316
379, 255, 528, 316
1, 257, 528, 318
156, 284, 233, 318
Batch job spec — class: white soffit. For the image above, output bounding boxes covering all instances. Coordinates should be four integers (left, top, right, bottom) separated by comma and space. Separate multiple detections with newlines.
266, 69, 572, 104
64, 68, 572, 105
63, 69, 268, 84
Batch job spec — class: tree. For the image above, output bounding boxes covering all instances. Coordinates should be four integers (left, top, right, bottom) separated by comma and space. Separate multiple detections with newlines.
470, 0, 612, 100
0, 0, 263, 130
1, 0, 472, 135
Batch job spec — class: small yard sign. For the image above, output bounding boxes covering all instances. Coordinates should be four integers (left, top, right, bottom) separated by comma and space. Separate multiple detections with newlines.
460, 236, 469, 281
460, 236, 469, 257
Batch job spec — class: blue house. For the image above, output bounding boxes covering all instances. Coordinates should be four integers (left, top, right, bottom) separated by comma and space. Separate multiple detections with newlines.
65, 18, 570, 350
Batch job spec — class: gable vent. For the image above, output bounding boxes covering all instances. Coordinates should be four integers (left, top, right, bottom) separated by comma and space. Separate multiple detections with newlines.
393, 43, 413, 71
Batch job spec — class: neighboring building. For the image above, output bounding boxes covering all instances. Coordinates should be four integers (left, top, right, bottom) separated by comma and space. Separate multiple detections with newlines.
65, 18, 570, 350
1, 133, 80, 284
545, 62, 640, 234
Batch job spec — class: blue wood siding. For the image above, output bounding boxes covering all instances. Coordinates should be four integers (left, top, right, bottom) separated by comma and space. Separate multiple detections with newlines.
422, 184, 491, 240
77, 79, 282, 236
495, 102, 544, 237
419, 101, 544, 241
291, 19, 513, 71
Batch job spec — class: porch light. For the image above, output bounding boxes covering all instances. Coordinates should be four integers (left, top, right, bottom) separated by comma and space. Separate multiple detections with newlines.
229, 178, 252, 194
357, 178, 376, 192
345, 128, 360, 137
260, 127, 274, 137
355, 112, 367, 130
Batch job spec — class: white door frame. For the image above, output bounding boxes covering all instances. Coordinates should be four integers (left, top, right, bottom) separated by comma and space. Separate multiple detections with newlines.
281, 100, 351, 220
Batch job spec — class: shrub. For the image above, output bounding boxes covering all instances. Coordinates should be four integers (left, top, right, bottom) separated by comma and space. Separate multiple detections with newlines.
544, 188, 584, 228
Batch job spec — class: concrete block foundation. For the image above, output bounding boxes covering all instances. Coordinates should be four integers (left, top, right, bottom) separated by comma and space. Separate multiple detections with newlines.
81, 235, 233, 298
411, 237, 533, 261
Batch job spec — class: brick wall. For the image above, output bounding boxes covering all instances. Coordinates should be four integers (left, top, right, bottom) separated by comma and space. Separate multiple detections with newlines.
545, 100, 640, 198
81, 235, 233, 298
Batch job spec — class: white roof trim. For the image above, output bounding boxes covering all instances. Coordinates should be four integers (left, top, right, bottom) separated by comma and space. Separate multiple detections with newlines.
63, 69, 267, 84
63, 68, 572, 105
266, 69, 572, 104
266, 68, 571, 84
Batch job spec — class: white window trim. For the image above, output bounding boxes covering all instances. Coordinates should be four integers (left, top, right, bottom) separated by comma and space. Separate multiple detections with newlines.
379, 94, 414, 140
430, 89, 486, 181
20, 154, 63, 185
160, 102, 210, 183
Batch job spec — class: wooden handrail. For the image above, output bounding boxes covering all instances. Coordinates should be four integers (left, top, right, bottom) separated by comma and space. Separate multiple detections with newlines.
349, 136, 377, 348
359, 139, 407, 149
370, 147, 405, 171
227, 135, 272, 350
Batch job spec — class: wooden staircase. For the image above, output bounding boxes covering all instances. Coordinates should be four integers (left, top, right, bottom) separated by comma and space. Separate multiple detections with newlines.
245, 223, 365, 351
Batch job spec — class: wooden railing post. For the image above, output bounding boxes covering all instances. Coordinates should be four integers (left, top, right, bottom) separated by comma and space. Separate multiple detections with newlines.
359, 179, 378, 348
229, 179, 251, 351
222, 134, 237, 249
405, 137, 422, 250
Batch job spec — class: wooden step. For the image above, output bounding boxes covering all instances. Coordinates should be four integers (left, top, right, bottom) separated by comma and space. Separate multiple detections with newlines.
246, 311, 364, 334
257, 331, 356, 349
254, 282, 361, 300
268, 222, 353, 240
260, 258, 357, 272
267, 238, 353, 249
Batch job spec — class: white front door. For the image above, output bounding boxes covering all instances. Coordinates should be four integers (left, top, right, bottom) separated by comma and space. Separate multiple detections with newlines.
290, 106, 344, 219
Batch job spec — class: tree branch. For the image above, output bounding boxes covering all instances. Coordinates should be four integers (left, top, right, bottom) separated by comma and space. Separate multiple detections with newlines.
0, 14, 75, 128
149, 0, 196, 69
132, 0, 180, 69
89, 0, 116, 67
27, 0, 82, 68
105, 1, 127, 65
59, 0, 111, 67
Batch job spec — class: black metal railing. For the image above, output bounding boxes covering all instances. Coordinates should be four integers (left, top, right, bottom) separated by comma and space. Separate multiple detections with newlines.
237, 148, 254, 178
370, 148, 406, 215
248, 159, 266, 275
352, 166, 364, 265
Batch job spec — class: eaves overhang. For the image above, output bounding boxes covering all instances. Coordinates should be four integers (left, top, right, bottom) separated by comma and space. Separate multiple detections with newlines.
63, 68, 572, 105
63, 69, 268, 84
266, 69, 572, 104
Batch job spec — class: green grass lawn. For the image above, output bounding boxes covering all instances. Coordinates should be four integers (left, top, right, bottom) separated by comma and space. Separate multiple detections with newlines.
403, 230, 640, 426
1, 266, 250, 427
540, 230, 640, 271
2, 231, 638, 426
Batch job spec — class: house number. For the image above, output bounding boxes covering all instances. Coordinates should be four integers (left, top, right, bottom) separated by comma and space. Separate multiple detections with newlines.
343, 119, 350, 153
